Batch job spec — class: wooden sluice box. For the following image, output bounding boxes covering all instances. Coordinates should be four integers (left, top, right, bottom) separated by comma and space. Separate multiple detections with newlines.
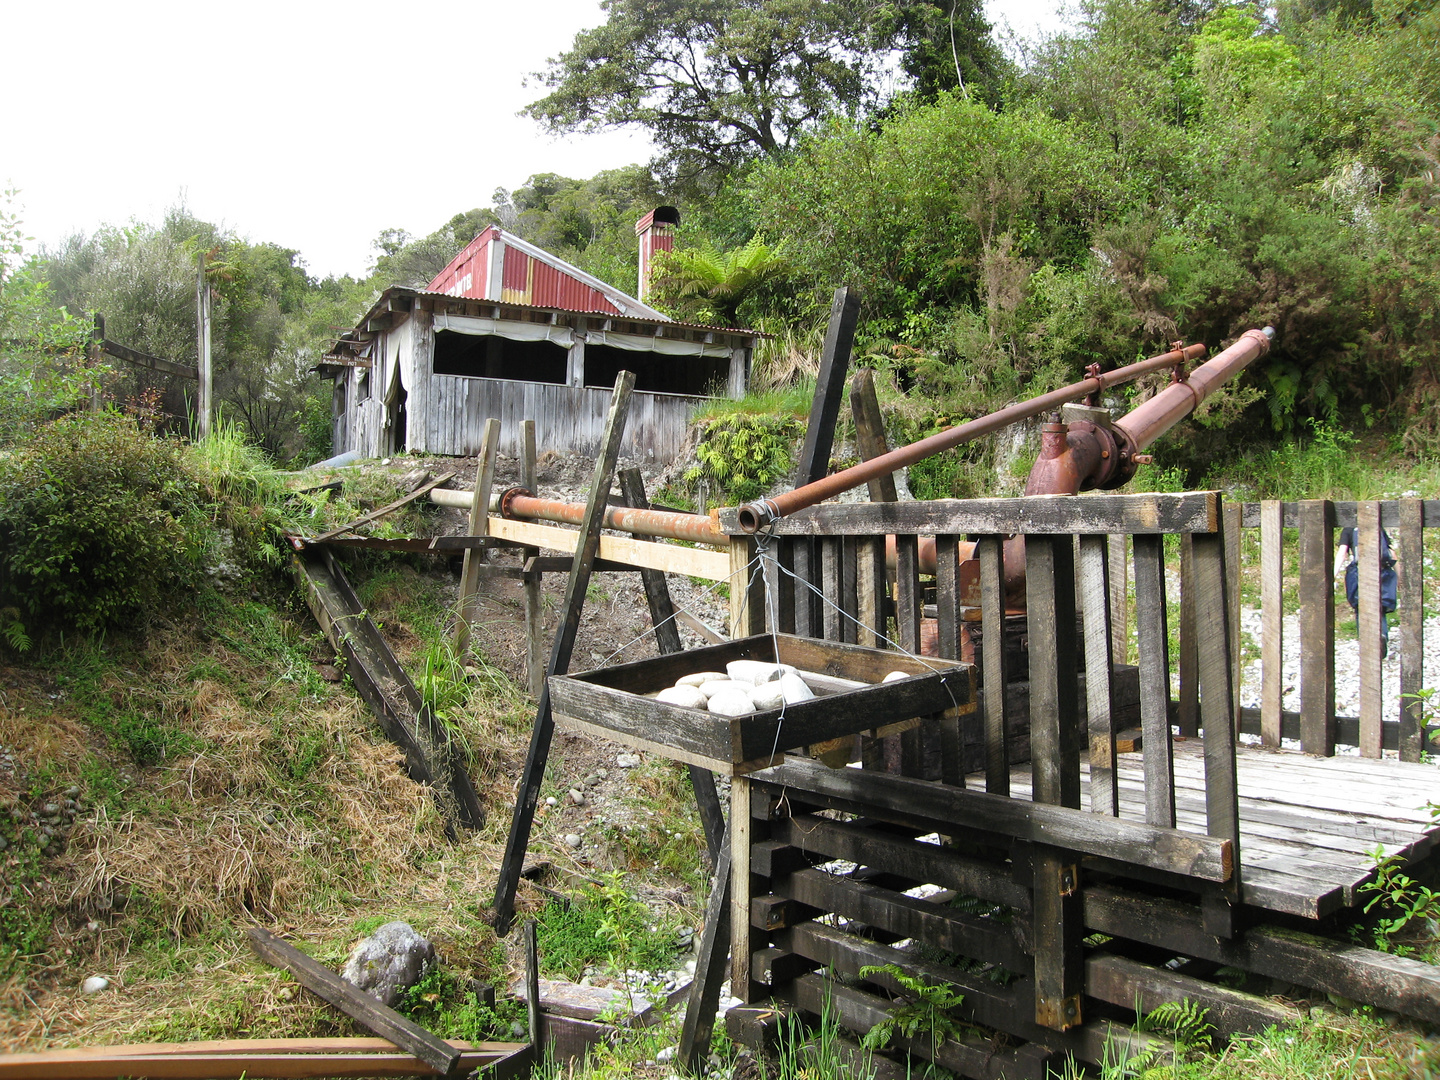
547, 633, 973, 774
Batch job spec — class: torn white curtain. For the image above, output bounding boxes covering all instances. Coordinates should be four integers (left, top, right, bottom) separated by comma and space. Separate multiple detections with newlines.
587, 330, 733, 358
433, 313, 574, 347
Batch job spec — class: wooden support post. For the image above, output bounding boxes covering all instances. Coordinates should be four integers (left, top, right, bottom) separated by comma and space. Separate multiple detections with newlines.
1357, 500, 1384, 758
730, 777, 757, 1002
730, 537, 767, 639
196, 253, 213, 440
1133, 535, 1175, 828
796, 287, 861, 489
525, 919, 541, 1049
492, 373, 636, 935
1108, 533, 1129, 664
87, 312, 104, 411
1298, 499, 1336, 756
1398, 499, 1425, 762
1033, 847, 1084, 1031
1224, 502, 1243, 735
935, 534, 963, 786
1177, 535, 1199, 738
679, 821, 733, 1073
855, 536, 887, 648
1191, 531, 1241, 909
246, 927, 462, 1076
1260, 500, 1284, 748
1026, 535, 1081, 810
454, 418, 500, 655
821, 537, 844, 642
618, 468, 725, 866
895, 536, 922, 655
1078, 535, 1118, 817
978, 535, 1010, 796
521, 419, 545, 699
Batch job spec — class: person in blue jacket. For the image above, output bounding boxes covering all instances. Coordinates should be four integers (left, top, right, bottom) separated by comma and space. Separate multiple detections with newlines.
1336, 527, 1398, 658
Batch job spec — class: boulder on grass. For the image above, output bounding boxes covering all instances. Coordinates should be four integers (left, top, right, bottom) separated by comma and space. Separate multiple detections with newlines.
340, 921, 435, 1007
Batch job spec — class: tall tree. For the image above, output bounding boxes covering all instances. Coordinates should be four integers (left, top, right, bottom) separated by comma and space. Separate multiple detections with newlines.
524, 0, 926, 182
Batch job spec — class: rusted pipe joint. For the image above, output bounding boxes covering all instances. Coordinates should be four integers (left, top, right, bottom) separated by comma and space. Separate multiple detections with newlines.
737, 500, 777, 534
498, 487, 533, 519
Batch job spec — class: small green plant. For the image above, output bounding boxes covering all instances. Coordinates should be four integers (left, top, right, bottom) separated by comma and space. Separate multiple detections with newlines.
685, 412, 805, 506
400, 965, 526, 1042
535, 874, 680, 980
856, 963, 968, 1053
1358, 845, 1440, 956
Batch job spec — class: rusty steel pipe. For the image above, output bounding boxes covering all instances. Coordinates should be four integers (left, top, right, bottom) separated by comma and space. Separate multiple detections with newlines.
737, 342, 1208, 532
1113, 328, 1273, 455
429, 485, 727, 546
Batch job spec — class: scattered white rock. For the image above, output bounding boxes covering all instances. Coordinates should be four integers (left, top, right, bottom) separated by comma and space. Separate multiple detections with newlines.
545, 796, 557, 806
81, 976, 110, 994
883, 670, 912, 682
778, 672, 817, 704
707, 689, 754, 717
657, 684, 707, 709
749, 681, 786, 710
564, 833, 583, 849
340, 922, 436, 1008
657, 1045, 677, 1063
569, 789, 586, 806
616, 753, 641, 768
676, 671, 726, 688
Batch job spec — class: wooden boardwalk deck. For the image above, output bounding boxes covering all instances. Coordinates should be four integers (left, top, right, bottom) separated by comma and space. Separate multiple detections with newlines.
999, 740, 1440, 920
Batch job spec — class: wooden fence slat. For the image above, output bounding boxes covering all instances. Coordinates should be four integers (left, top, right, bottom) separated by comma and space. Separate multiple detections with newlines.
1298, 500, 1336, 755
1260, 500, 1284, 747
774, 538, 798, 636
1398, 499, 1425, 762
1178, 535, 1200, 738
1025, 535, 1081, 809
978, 535, 1010, 797
1192, 532, 1241, 906
730, 537, 767, 639
895, 536, 922, 655
821, 537, 843, 642
792, 540, 816, 638
935, 535, 961, 661
1133, 534, 1176, 828
1078, 535, 1118, 817
1357, 500, 1384, 758
1224, 502, 1243, 735
454, 421, 500, 654
841, 538, 859, 646
855, 537, 886, 648
1108, 533, 1129, 664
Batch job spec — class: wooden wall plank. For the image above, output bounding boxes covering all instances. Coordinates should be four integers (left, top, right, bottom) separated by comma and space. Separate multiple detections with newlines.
1298, 500, 1336, 755
1177, 535, 1199, 738
1398, 499, 1425, 762
1108, 533, 1129, 664
1224, 502, 1243, 735
1357, 500, 1384, 758
978, 535, 1010, 796
1025, 535, 1081, 810
1192, 532, 1241, 904
1078, 535, 1118, 817
1260, 500, 1284, 747
1133, 535, 1175, 828
855, 537, 887, 648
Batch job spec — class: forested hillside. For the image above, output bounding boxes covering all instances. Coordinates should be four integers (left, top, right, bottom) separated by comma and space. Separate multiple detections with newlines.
5, 0, 1437, 479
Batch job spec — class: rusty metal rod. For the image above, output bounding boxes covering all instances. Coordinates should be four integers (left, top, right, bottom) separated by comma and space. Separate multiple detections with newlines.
1113, 328, 1273, 454
430, 486, 727, 546
736, 342, 1208, 532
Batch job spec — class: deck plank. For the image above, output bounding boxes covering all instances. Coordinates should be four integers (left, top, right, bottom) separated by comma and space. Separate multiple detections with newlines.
991, 740, 1440, 918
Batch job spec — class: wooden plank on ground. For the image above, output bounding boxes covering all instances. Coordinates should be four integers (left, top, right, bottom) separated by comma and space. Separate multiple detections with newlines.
309, 471, 459, 545
1086, 953, 1301, 1038
246, 927, 461, 1076
0, 1045, 525, 1080
1260, 500, 1284, 747
1085, 886, 1440, 1024
1298, 500, 1336, 755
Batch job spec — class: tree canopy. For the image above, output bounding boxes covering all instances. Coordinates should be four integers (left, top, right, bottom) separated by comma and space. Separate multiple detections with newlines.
522, 0, 1000, 183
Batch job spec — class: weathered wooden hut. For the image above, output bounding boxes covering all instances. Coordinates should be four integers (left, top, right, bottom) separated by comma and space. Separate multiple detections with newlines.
318, 217, 759, 460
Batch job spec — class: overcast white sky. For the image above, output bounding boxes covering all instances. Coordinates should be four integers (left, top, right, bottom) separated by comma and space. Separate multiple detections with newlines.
3, 0, 1065, 281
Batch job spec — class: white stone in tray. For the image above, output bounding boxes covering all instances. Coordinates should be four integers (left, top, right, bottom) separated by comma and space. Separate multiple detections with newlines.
726, 659, 798, 685
779, 672, 817, 703
697, 679, 750, 701
656, 684, 708, 710
883, 670, 913, 683
676, 671, 727, 688
749, 681, 786, 710
707, 688, 754, 717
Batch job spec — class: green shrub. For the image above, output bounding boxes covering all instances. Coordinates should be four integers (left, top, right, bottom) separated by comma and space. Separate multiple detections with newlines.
685, 412, 805, 506
0, 411, 206, 635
